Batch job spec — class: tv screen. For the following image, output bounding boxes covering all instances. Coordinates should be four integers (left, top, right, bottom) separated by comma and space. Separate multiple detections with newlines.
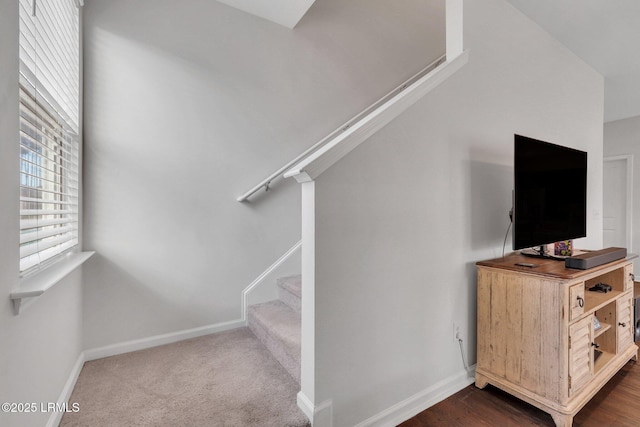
513, 134, 587, 252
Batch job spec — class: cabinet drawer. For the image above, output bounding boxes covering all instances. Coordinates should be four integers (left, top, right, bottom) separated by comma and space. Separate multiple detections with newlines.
569, 283, 585, 321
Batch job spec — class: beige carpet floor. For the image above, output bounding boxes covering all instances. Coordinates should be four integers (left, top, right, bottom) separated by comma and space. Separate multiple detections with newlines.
60, 327, 309, 427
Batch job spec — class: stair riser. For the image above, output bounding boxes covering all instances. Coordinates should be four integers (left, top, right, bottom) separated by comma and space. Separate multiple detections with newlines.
248, 309, 300, 384
278, 285, 301, 313
276, 275, 302, 312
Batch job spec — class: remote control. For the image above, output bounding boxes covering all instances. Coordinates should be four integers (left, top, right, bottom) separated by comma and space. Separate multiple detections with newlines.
515, 262, 537, 268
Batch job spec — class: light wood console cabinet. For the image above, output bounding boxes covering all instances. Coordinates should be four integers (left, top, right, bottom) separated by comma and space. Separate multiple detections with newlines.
475, 254, 638, 427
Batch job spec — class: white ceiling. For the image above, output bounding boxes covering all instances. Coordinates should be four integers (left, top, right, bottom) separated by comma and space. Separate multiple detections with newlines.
506, 0, 640, 123
215, 0, 315, 28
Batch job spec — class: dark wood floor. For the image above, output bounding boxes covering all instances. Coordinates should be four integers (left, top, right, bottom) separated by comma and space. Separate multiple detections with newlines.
400, 360, 640, 426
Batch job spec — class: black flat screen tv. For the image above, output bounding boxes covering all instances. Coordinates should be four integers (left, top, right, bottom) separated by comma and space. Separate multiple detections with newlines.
512, 134, 587, 255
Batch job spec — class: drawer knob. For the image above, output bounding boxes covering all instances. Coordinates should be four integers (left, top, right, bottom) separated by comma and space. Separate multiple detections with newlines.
591, 342, 600, 348
577, 296, 584, 308
619, 322, 627, 327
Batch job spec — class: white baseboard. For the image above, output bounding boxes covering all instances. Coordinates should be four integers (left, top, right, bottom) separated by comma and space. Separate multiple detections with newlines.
46, 352, 86, 427
297, 391, 314, 421
297, 391, 333, 427
84, 319, 245, 361
354, 366, 477, 427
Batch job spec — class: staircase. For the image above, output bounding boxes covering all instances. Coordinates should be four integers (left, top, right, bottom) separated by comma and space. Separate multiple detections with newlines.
248, 274, 302, 384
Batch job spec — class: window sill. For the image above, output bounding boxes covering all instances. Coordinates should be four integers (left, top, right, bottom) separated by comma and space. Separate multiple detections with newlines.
10, 251, 95, 315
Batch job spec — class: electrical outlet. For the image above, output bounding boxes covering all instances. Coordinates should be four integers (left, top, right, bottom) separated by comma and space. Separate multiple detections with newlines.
453, 321, 461, 343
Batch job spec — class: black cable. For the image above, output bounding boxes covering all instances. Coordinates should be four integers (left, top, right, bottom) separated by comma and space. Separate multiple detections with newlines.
502, 220, 512, 259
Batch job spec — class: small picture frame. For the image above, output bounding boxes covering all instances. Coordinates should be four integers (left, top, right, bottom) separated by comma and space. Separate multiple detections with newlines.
555, 240, 573, 256
593, 315, 601, 331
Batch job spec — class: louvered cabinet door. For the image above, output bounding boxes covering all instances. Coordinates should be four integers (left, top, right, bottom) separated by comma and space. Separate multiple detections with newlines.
568, 315, 594, 397
617, 293, 634, 353
625, 264, 634, 292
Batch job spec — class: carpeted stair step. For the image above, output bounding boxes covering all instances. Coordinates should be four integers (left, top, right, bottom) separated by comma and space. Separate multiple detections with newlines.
248, 299, 301, 384
277, 274, 302, 313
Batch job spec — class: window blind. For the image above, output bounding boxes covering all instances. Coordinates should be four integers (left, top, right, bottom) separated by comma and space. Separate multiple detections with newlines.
19, 0, 81, 275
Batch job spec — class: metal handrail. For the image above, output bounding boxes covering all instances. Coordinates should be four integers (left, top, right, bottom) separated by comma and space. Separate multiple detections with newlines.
237, 53, 447, 202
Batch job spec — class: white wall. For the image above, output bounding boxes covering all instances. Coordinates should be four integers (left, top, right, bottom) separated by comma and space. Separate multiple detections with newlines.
0, 1, 85, 426
310, 0, 604, 425
81, 0, 445, 348
604, 115, 640, 269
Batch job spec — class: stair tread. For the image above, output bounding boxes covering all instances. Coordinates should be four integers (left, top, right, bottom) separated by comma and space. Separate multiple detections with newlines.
277, 275, 301, 299
248, 300, 300, 356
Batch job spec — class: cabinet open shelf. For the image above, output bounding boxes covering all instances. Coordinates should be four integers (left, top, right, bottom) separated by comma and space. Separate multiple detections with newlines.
593, 322, 611, 339
583, 289, 622, 313
594, 350, 615, 373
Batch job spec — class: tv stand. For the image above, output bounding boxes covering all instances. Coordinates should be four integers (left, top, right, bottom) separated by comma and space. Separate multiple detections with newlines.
476, 253, 637, 427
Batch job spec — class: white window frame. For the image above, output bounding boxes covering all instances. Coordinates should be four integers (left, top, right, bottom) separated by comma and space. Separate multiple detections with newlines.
18, 0, 81, 276
9, 0, 94, 315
